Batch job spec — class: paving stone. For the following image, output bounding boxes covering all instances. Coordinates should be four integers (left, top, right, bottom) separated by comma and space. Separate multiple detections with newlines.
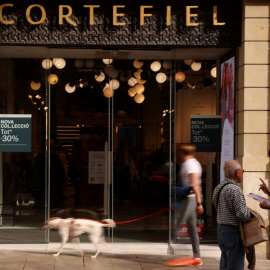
24, 253, 55, 270
54, 254, 84, 270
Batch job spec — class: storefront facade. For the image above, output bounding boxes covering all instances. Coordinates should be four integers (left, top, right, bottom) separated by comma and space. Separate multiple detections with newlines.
0, 0, 269, 258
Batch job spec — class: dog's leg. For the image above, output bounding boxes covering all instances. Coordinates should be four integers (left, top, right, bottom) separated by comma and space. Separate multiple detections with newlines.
72, 237, 84, 257
53, 236, 68, 257
91, 243, 100, 259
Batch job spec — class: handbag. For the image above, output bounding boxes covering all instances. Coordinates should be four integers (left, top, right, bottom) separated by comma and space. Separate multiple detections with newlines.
173, 163, 192, 200
173, 185, 192, 199
242, 216, 268, 247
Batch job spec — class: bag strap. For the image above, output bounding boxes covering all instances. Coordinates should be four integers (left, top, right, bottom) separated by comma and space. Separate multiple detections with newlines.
216, 182, 232, 205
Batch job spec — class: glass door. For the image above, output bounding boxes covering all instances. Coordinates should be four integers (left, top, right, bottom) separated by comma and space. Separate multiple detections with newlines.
45, 49, 176, 243
110, 50, 176, 243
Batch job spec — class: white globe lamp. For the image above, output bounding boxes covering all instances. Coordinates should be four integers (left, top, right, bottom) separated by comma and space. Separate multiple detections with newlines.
95, 72, 105, 82
65, 83, 76, 93
54, 58, 66, 69
42, 59, 52, 69
211, 67, 217, 78
150, 61, 161, 72
102, 59, 113, 65
134, 93, 145, 104
128, 77, 137, 87
156, 72, 167, 83
191, 61, 202, 71
109, 79, 120, 90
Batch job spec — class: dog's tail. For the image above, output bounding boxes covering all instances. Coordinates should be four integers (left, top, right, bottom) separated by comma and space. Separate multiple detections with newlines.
102, 219, 116, 228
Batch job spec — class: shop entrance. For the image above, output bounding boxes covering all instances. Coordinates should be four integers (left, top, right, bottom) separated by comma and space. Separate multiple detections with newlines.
47, 49, 176, 243
0, 47, 225, 243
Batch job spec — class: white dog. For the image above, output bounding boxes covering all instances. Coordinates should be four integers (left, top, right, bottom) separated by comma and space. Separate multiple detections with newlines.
43, 217, 115, 258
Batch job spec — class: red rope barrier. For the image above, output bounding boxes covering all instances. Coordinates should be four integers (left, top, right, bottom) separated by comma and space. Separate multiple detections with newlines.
81, 206, 170, 225
115, 206, 170, 225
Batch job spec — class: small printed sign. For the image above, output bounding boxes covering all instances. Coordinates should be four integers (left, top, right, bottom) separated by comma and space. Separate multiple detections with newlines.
191, 115, 221, 152
0, 114, 32, 152
175, 219, 205, 240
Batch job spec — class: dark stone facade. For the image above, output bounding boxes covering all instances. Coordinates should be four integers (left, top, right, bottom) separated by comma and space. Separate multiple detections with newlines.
0, 0, 242, 47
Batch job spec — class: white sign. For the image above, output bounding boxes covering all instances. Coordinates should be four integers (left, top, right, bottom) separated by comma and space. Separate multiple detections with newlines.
88, 151, 105, 184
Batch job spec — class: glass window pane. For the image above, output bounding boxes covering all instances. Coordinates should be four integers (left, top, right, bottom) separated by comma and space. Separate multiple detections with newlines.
0, 49, 50, 242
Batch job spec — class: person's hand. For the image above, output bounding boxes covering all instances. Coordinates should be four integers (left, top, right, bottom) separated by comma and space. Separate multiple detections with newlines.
259, 201, 269, 210
196, 205, 204, 215
259, 178, 270, 195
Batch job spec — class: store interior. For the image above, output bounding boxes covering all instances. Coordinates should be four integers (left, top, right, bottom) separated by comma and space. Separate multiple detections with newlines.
0, 47, 228, 244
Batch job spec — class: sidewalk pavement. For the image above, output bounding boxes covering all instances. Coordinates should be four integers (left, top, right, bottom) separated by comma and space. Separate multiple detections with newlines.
0, 243, 269, 270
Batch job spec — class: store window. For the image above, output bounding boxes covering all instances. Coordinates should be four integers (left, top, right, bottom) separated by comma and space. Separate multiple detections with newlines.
0, 54, 51, 242
0, 48, 219, 244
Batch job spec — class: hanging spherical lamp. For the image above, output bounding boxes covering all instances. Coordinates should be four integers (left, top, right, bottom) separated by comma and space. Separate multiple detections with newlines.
128, 88, 136, 97
109, 79, 120, 90
175, 71, 186, 83
128, 77, 137, 87
134, 93, 145, 104
163, 60, 172, 70
103, 87, 114, 98
85, 59, 95, 68
202, 77, 212, 87
74, 59, 84, 68
134, 69, 143, 79
42, 59, 52, 69
109, 68, 119, 79
103, 59, 113, 65
95, 71, 105, 82
156, 72, 167, 83
137, 78, 146, 84
191, 61, 202, 72
54, 58, 66, 69
133, 60, 144, 69
133, 83, 145, 94
30, 81, 41, 91
184, 59, 194, 66
48, 74, 58, 85
211, 67, 217, 78
150, 61, 161, 72
65, 83, 76, 93
104, 64, 113, 75
52, 58, 58, 65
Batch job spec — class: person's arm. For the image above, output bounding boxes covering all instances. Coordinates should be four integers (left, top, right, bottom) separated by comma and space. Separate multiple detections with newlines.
259, 178, 270, 196
190, 173, 204, 215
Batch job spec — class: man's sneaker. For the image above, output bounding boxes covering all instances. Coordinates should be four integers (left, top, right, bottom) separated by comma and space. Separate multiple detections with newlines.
164, 256, 203, 266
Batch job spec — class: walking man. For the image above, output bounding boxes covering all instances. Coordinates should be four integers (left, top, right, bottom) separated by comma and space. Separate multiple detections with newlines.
213, 160, 251, 270
165, 143, 204, 266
